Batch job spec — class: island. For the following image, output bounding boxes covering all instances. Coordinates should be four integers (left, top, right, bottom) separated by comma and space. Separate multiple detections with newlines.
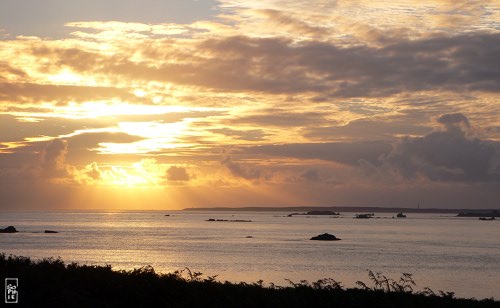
457, 210, 499, 217
355, 214, 374, 219
0, 226, 18, 233
206, 219, 252, 222
310, 233, 341, 241
288, 210, 340, 217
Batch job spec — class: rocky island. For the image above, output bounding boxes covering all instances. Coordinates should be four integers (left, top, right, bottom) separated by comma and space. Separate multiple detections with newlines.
310, 233, 341, 241
288, 211, 340, 217
0, 226, 18, 233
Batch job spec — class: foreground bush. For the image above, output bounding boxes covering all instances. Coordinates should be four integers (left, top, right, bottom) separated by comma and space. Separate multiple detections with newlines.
0, 253, 498, 307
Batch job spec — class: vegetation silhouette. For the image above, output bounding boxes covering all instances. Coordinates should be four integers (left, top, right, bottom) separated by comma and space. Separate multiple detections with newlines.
0, 254, 498, 307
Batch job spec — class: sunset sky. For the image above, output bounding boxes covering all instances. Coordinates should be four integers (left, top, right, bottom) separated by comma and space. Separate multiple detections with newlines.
0, 0, 499, 210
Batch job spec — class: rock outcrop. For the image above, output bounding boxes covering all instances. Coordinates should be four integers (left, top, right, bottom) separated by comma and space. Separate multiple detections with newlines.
310, 233, 341, 241
0, 226, 18, 233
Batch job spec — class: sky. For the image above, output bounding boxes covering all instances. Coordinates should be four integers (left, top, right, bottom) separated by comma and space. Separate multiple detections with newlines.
0, 0, 499, 210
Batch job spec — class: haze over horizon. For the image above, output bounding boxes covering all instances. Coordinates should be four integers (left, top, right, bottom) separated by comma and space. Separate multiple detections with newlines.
0, 0, 499, 210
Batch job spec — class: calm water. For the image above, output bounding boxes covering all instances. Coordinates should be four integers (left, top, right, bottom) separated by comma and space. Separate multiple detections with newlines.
1, 210, 499, 299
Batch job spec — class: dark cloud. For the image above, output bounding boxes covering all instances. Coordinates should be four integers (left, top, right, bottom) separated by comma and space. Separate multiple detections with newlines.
303, 118, 431, 141
0, 142, 44, 168
62, 132, 146, 164
0, 114, 111, 143
0, 112, 219, 145
221, 156, 262, 180
39, 32, 499, 97
381, 113, 499, 182
0, 131, 144, 172
41, 139, 69, 178
64, 132, 145, 151
436, 113, 470, 131
190, 33, 500, 96
228, 109, 326, 127
166, 166, 190, 182
246, 114, 500, 184
248, 141, 392, 166
300, 169, 320, 182
484, 126, 500, 139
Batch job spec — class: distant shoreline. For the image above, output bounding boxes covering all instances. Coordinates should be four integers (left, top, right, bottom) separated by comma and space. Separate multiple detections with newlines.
183, 206, 500, 214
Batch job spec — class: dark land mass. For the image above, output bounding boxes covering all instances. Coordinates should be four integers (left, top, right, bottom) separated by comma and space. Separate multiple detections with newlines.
457, 210, 499, 217
183, 206, 500, 214
1, 254, 498, 308
310, 233, 341, 241
206, 218, 252, 222
289, 211, 340, 217
0, 226, 18, 233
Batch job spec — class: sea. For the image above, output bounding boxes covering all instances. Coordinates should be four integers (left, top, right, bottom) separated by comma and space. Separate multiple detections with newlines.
1, 210, 499, 300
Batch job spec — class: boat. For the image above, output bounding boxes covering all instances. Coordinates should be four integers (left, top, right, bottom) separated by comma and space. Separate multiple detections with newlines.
479, 217, 495, 221
396, 212, 406, 218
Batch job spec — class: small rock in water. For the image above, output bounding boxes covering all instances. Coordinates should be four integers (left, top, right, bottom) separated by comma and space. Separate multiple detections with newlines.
310, 233, 341, 241
0, 226, 18, 233
44, 230, 59, 234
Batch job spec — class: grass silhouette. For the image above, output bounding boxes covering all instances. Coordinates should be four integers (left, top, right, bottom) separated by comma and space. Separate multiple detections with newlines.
1, 253, 498, 307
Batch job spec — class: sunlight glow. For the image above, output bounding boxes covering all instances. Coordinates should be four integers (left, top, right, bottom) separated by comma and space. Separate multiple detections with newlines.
88, 120, 195, 154
134, 89, 146, 97
48, 69, 84, 85
99, 159, 165, 187
118, 121, 189, 139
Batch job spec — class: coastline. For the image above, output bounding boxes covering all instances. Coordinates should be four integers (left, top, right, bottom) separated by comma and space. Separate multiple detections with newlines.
182, 206, 500, 214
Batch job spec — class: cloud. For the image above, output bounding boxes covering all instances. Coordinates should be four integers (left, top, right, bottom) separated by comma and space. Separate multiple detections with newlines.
436, 113, 470, 132
0, 1, 499, 210
116, 33, 500, 96
248, 141, 392, 166
221, 156, 263, 180
64, 132, 145, 151
245, 114, 500, 184
0, 82, 140, 105
429, 0, 489, 28
40, 139, 70, 178
82, 162, 102, 180
165, 166, 191, 183
0, 115, 111, 143
300, 169, 321, 182
0, 62, 26, 80
73, 162, 103, 184
228, 109, 326, 127
303, 118, 432, 141
209, 128, 268, 141
381, 113, 499, 182
255, 9, 330, 37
